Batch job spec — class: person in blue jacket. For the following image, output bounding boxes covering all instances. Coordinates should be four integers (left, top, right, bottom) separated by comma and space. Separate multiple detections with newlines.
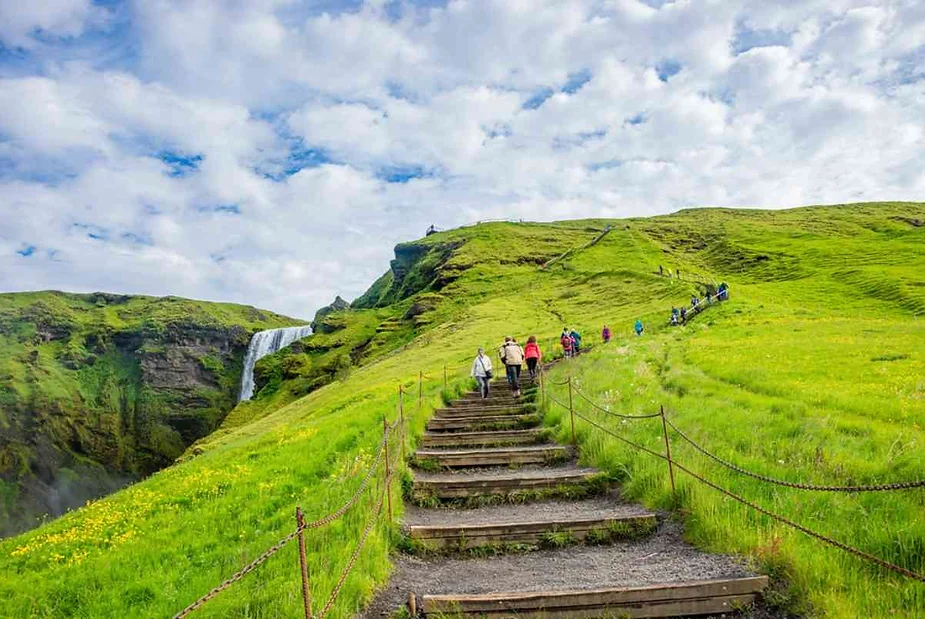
634, 319, 644, 336
569, 329, 582, 355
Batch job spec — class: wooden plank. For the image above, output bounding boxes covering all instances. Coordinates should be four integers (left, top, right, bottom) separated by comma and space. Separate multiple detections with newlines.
424, 593, 759, 618
434, 407, 528, 419
408, 514, 656, 548
419, 429, 542, 448
422, 576, 768, 615
414, 446, 569, 468
413, 470, 598, 498
426, 415, 539, 432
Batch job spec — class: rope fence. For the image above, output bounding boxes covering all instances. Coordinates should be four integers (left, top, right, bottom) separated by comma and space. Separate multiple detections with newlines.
171, 365, 444, 619
543, 374, 925, 584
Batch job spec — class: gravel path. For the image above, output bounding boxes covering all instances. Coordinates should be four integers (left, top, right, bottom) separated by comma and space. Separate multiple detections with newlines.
360, 521, 774, 618
403, 491, 650, 527
413, 462, 597, 483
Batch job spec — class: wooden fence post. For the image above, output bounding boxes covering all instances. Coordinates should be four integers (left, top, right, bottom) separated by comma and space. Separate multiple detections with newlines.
398, 385, 406, 463
567, 377, 576, 445
443, 364, 447, 390
660, 405, 677, 505
418, 370, 423, 412
295, 507, 312, 619
383, 418, 393, 526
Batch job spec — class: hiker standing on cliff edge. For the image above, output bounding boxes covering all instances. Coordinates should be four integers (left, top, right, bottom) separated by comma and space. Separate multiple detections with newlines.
499, 337, 525, 397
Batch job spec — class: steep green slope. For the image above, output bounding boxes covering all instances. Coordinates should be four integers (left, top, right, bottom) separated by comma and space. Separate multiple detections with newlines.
0, 292, 301, 537
0, 202, 922, 618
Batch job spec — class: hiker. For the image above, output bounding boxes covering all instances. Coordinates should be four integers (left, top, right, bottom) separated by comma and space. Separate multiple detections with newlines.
680, 307, 687, 323
634, 320, 644, 336
524, 335, 542, 380
601, 325, 612, 343
670, 312, 678, 326
718, 282, 729, 301
706, 289, 713, 304
470, 348, 493, 399
691, 295, 698, 309
499, 336, 525, 397
569, 329, 582, 355
560, 329, 574, 358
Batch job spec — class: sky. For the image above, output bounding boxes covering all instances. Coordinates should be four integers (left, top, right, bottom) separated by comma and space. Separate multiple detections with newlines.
1, 1, 923, 319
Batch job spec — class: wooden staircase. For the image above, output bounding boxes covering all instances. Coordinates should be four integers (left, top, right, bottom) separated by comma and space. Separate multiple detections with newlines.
373, 378, 769, 618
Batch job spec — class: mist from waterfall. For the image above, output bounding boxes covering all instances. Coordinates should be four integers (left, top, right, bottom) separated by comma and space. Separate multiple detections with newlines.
238, 325, 313, 401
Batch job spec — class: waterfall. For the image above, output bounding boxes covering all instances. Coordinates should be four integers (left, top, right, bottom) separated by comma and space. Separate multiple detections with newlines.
238, 325, 313, 401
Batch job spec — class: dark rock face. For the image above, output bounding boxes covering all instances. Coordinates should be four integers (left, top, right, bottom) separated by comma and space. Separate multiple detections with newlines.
0, 292, 297, 538
311, 296, 349, 333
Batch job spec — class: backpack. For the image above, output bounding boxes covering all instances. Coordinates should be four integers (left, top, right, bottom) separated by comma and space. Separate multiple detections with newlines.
560, 334, 572, 349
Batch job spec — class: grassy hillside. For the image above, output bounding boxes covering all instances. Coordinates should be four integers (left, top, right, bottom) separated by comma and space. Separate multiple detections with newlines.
0, 203, 922, 618
0, 291, 301, 537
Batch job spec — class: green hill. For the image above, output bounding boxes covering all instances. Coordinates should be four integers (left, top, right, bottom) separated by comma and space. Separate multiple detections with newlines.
0, 202, 922, 618
0, 291, 302, 537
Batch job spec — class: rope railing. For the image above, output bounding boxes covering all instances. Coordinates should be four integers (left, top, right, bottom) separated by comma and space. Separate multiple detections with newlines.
171, 425, 394, 619
170, 360, 446, 619
664, 417, 925, 492
544, 377, 925, 583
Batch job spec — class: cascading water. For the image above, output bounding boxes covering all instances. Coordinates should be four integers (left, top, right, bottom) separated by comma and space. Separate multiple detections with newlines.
238, 325, 313, 401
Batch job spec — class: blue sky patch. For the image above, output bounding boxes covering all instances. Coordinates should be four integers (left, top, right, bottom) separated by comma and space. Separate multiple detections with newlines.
626, 113, 647, 126
522, 87, 555, 110
732, 24, 791, 55
199, 204, 242, 215
17, 245, 36, 257
159, 151, 203, 177
377, 165, 431, 183
562, 70, 592, 94
588, 159, 624, 172
656, 59, 682, 82
73, 223, 109, 241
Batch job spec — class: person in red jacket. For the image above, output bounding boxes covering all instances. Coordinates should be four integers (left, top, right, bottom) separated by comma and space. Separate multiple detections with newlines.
524, 335, 542, 379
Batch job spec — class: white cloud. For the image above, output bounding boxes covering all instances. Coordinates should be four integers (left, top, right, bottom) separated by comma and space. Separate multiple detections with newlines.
1, 0, 923, 318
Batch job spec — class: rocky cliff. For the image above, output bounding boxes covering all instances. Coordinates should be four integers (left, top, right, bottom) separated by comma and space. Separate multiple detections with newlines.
0, 291, 300, 537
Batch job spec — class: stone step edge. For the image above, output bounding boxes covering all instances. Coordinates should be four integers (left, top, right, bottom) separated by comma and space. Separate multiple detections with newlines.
415, 445, 569, 457
421, 576, 769, 616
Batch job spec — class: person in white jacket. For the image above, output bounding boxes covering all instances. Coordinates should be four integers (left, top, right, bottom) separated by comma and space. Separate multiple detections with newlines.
471, 348, 493, 399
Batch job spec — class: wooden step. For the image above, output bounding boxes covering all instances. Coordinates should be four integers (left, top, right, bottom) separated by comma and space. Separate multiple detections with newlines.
412, 467, 602, 499
434, 406, 528, 419
407, 513, 657, 550
414, 445, 570, 468
426, 414, 540, 432
421, 576, 769, 617
419, 429, 544, 448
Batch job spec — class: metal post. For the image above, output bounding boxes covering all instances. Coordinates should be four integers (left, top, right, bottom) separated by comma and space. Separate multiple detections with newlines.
567, 377, 576, 445
398, 385, 406, 463
295, 507, 312, 619
383, 418, 393, 525
660, 406, 677, 504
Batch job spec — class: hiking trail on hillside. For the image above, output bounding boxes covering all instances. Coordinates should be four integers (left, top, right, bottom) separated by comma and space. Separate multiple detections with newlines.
361, 377, 778, 618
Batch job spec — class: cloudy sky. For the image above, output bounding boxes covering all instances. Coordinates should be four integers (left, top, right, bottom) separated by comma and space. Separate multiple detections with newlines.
1, 1, 923, 318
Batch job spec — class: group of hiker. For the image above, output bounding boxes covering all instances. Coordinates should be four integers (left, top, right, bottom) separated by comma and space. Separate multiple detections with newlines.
471, 283, 731, 397
470, 336, 543, 398
670, 282, 729, 325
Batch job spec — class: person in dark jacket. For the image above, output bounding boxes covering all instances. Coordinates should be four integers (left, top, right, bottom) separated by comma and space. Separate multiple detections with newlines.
601, 325, 612, 343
